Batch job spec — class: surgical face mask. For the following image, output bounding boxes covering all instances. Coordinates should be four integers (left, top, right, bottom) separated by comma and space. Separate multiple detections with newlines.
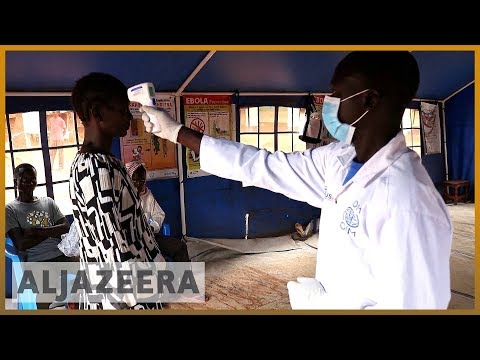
322, 89, 370, 145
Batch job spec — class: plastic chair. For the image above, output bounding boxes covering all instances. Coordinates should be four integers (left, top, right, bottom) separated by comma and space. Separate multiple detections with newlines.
6, 237, 14, 298
159, 224, 174, 262
5, 237, 37, 310
161, 224, 171, 236
6, 237, 14, 247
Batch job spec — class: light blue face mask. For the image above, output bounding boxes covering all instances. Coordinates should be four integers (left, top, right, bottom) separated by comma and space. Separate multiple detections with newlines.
322, 89, 370, 145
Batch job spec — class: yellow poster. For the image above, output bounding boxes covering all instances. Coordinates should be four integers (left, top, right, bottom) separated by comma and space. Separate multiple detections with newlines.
121, 95, 178, 179
183, 95, 233, 178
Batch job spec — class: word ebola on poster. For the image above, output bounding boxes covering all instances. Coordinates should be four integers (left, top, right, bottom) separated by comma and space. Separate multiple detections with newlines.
121, 95, 178, 179
183, 95, 234, 178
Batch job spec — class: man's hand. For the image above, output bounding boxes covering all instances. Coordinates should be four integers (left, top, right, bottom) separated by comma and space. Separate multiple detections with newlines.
140, 106, 183, 144
149, 219, 161, 234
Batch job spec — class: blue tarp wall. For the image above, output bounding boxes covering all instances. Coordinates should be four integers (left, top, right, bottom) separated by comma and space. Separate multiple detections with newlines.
444, 83, 475, 201
8, 88, 472, 239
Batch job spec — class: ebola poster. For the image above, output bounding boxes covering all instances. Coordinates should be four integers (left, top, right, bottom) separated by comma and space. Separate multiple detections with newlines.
420, 102, 442, 155
121, 94, 178, 179
183, 95, 234, 178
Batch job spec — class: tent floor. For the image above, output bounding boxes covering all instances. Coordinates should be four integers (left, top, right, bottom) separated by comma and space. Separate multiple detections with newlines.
165, 202, 475, 311
4, 203, 473, 311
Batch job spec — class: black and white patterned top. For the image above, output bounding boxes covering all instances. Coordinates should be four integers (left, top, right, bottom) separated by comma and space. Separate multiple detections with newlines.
69, 152, 163, 309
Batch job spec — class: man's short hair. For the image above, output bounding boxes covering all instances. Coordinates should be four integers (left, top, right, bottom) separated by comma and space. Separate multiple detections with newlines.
333, 51, 420, 107
14, 163, 36, 178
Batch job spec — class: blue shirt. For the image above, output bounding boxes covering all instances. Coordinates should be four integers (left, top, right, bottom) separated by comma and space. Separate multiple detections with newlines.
343, 160, 364, 185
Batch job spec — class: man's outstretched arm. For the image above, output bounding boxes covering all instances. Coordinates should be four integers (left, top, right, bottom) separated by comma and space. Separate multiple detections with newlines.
177, 126, 204, 155
140, 105, 328, 208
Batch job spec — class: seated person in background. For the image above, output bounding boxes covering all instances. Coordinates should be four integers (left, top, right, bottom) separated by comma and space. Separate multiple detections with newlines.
5, 163, 75, 308
6, 163, 71, 262
125, 161, 190, 262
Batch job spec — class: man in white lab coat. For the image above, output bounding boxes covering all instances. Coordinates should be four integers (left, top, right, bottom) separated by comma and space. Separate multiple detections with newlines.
138, 51, 453, 310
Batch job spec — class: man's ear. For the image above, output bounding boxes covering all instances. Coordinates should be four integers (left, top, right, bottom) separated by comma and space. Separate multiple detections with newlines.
90, 105, 102, 121
364, 90, 381, 110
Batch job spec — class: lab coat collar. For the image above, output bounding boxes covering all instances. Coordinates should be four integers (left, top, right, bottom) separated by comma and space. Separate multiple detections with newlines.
339, 131, 410, 188
336, 146, 357, 167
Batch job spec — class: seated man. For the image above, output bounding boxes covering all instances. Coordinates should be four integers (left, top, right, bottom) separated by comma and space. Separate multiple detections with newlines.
5, 163, 74, 308
125, 161, 190, 262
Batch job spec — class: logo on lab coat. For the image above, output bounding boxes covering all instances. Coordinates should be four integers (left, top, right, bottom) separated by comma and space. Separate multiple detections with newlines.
340, 201, 362, 237
344, 207, 359, 228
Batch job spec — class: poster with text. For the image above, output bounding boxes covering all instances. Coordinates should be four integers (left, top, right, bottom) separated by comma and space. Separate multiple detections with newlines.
306, 95, 336, 150
183, 95, 233, 178
121, 94, 178, 179
420, 102, 442, 155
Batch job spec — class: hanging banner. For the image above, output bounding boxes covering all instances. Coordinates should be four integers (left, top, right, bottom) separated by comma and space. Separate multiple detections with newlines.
307, 95, 336, 150
183, 95, 234, 178
121, 94, 178, 179
420, 102, 442, 155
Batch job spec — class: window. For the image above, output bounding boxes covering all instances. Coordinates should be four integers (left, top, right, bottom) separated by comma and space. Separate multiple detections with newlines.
401, 108, 422, 157
5, 110, 83, 215
239, 106, 307, 152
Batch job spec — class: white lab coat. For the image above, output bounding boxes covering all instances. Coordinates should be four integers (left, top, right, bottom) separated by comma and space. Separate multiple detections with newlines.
200, 131, 453, 309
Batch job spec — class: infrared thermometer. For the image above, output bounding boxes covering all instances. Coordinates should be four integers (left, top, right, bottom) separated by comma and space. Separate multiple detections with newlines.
127, 82, 156, 107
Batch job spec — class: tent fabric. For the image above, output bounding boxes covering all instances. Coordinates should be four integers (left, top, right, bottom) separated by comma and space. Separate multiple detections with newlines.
4, 50, 475, 238
445, 83, 474, 201
6, 51, 474, 100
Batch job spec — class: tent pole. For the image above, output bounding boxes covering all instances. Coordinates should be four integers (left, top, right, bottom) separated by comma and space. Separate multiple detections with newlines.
440, 80, 474, 182
174, 50, 216, 239
176, 51, 216, 96
440, 100, 449, 181
443, 80, 474, 102
175, 95, 187, 238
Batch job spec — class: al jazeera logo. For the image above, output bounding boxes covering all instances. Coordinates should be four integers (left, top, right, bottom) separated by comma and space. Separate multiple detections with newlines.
11, 261, 206, 306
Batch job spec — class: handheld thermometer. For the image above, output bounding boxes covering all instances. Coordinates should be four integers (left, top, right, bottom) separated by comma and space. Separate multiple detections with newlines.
127, 82, 156, 106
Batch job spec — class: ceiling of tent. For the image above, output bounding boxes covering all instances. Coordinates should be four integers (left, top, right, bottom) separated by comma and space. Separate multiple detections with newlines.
5, 50, 474, 100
